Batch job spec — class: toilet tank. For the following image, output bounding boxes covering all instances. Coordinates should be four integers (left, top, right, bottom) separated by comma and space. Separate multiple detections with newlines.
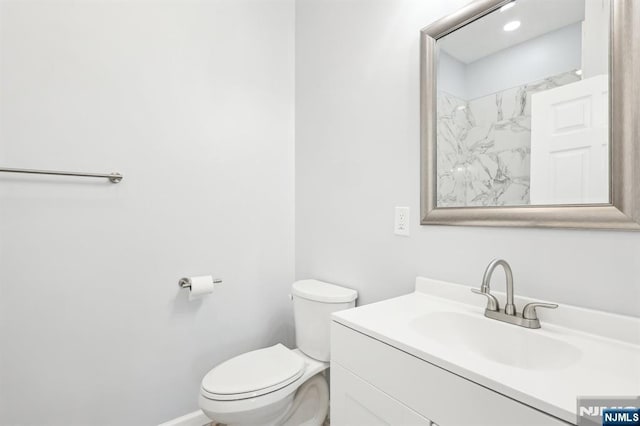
292, 279, 358, 362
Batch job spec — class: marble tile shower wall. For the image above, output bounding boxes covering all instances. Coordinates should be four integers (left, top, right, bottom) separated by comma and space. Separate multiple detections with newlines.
436, 70, 581, 207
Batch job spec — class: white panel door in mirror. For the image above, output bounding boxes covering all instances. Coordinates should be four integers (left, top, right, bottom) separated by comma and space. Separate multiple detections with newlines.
530, 75, 609, 204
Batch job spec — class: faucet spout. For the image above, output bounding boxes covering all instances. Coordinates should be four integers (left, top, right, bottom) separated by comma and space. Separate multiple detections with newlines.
482, 259, 516, 316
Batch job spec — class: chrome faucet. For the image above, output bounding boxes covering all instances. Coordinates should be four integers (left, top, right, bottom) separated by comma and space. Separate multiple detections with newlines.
472, 259, 558, 329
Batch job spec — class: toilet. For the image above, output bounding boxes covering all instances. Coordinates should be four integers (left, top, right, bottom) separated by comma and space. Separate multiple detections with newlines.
199, 279, 358, 426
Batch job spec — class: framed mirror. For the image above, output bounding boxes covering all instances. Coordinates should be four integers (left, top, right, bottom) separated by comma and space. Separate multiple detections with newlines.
420, 0, 640, 230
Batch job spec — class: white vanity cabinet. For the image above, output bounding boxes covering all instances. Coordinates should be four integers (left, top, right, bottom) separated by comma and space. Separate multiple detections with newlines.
331, 363, 431, 425
330, 322, 571, 426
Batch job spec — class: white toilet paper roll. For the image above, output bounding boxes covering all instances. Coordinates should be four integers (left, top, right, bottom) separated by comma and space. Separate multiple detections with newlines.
187, 275, 215, 301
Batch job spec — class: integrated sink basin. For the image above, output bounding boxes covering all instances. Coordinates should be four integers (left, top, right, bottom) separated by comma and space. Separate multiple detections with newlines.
331, 277, 640, 424
410, 311, 582, 370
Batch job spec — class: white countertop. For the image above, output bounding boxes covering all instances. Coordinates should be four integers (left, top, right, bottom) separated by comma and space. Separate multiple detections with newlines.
332, 277, 640, 424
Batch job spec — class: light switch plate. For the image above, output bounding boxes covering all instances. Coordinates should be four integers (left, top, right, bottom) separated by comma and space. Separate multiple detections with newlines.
394, 206, 410, 236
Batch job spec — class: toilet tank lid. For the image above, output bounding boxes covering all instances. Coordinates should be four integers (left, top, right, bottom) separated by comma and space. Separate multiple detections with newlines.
292, 279, 358, 303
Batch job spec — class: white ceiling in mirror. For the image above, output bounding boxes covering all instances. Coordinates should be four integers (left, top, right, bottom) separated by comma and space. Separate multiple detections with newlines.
439, 0, 586, 63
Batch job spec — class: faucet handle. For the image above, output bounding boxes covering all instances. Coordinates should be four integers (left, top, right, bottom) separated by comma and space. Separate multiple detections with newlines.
471, 288, 499, 312
522, 302, 558, 320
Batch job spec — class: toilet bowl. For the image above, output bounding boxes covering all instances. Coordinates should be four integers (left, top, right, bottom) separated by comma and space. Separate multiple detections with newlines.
199, 345, 328, 426
199, 280, 357, 426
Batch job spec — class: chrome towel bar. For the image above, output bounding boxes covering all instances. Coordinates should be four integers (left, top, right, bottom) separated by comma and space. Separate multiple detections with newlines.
0, 167, 123, 183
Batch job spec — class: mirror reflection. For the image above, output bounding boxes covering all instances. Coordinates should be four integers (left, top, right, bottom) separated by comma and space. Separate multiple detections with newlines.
436, 0, 610, 207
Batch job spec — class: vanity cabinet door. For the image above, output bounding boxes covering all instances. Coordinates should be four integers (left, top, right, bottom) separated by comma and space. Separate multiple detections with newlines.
331, 363, 432, 426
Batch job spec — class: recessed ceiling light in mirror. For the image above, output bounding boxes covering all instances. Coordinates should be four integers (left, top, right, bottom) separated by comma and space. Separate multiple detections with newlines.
503, 20, 521, 32
500, 2, 516, 12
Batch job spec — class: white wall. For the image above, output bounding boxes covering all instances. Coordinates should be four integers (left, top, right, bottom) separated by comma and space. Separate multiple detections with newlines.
0, 1, 294, 425
439, 23, 583, 100
465, 23, 582, 99
437, 51, 467, 99
582, 0, 610, 78
295, 0, 640, 317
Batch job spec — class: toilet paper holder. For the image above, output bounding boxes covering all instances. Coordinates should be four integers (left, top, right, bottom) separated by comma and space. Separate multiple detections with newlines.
178, 277, 223, 289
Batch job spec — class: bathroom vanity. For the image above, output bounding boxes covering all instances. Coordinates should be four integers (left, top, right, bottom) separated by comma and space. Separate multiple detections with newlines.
330, 278, 640, 426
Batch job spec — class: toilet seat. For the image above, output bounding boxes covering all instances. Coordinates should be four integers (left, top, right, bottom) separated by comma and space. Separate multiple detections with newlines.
199, 348, 329, 425
201, 344, 305, 401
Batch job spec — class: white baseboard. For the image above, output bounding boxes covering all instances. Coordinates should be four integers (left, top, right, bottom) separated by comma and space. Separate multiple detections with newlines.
158, 410, 210, 426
